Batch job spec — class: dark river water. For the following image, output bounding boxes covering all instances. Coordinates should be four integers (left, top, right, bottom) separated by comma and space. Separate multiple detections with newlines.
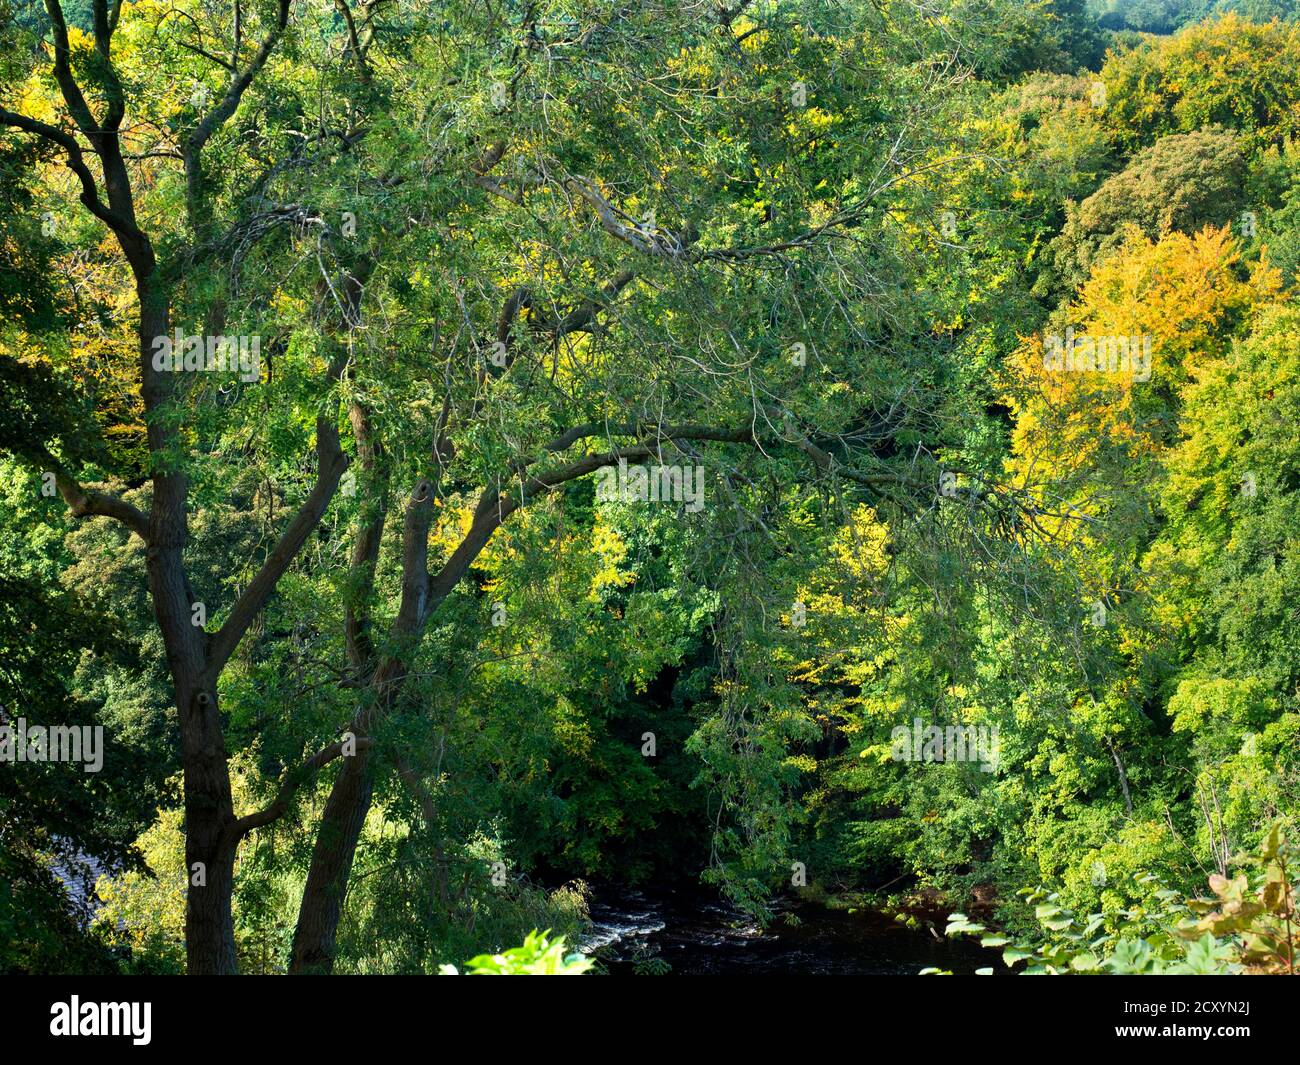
580, 886, 1001, 975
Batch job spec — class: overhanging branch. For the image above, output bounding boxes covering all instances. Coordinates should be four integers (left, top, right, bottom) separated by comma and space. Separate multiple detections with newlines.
228, 735, 375, 840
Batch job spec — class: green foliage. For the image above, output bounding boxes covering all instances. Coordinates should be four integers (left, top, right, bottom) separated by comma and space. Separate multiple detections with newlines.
1045, 128, 1246, 294
945, 880, 1241, 974
1186, 821, 1299, 973
944, 822, 1299, 974
1093, 0, 1300, 33
1100, 14, 1300, 154
5, 0, 1300, 978
439, 930, 593, 976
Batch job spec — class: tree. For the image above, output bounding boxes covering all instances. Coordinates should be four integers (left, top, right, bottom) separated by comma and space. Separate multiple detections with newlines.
1100, 13, 1300, 154
1045, 128, 1246, 296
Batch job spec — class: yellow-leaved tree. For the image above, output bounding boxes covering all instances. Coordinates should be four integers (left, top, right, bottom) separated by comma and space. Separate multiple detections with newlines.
1004, 224, 1281, 596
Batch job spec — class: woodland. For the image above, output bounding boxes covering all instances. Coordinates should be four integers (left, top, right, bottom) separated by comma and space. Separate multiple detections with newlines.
2, 0, 1299, 975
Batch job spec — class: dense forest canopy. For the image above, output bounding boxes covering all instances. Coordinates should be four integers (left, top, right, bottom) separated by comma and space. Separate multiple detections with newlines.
1, 0, 1298, 977
1090, 0, 1298, 32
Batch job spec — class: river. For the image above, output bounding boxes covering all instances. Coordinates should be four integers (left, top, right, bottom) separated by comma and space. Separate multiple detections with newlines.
580, 886, 1002, 975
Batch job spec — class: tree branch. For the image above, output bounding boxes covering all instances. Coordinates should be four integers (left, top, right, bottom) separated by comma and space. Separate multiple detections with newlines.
0, 108, 142, 243
334, 0, 372, 84
206, 248, 374, 677
343, 400, 388, 671
205, 412, 348, 678
228, 735, 375, 839
91, 0, 127, 130
183, 0, 293, 229
44, 0, 100, 135
188, 0, 292, 156
53, 470, 150, 540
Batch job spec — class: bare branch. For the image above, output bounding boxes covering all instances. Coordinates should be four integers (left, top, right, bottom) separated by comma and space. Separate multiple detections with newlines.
567, 175, 689, 259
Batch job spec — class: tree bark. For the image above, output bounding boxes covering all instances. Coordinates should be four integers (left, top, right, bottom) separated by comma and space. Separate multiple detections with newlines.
288, 746, 375, 973
135, 280, 241, 973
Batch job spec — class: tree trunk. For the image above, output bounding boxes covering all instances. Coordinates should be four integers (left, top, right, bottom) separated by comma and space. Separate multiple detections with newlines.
288, 487, 440, 972
184, 793, 239, 975
289, 746, 375, 973
138, 284, 242, 974
286, 488, 519, 972
175, 677, 239, 974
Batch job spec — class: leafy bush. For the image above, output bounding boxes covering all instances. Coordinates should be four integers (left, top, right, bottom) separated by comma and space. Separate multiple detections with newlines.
1187, 822, 1298, 974
439, 931, 593, 976
943, 883, 1237, 973
940, 822, 1300, 974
